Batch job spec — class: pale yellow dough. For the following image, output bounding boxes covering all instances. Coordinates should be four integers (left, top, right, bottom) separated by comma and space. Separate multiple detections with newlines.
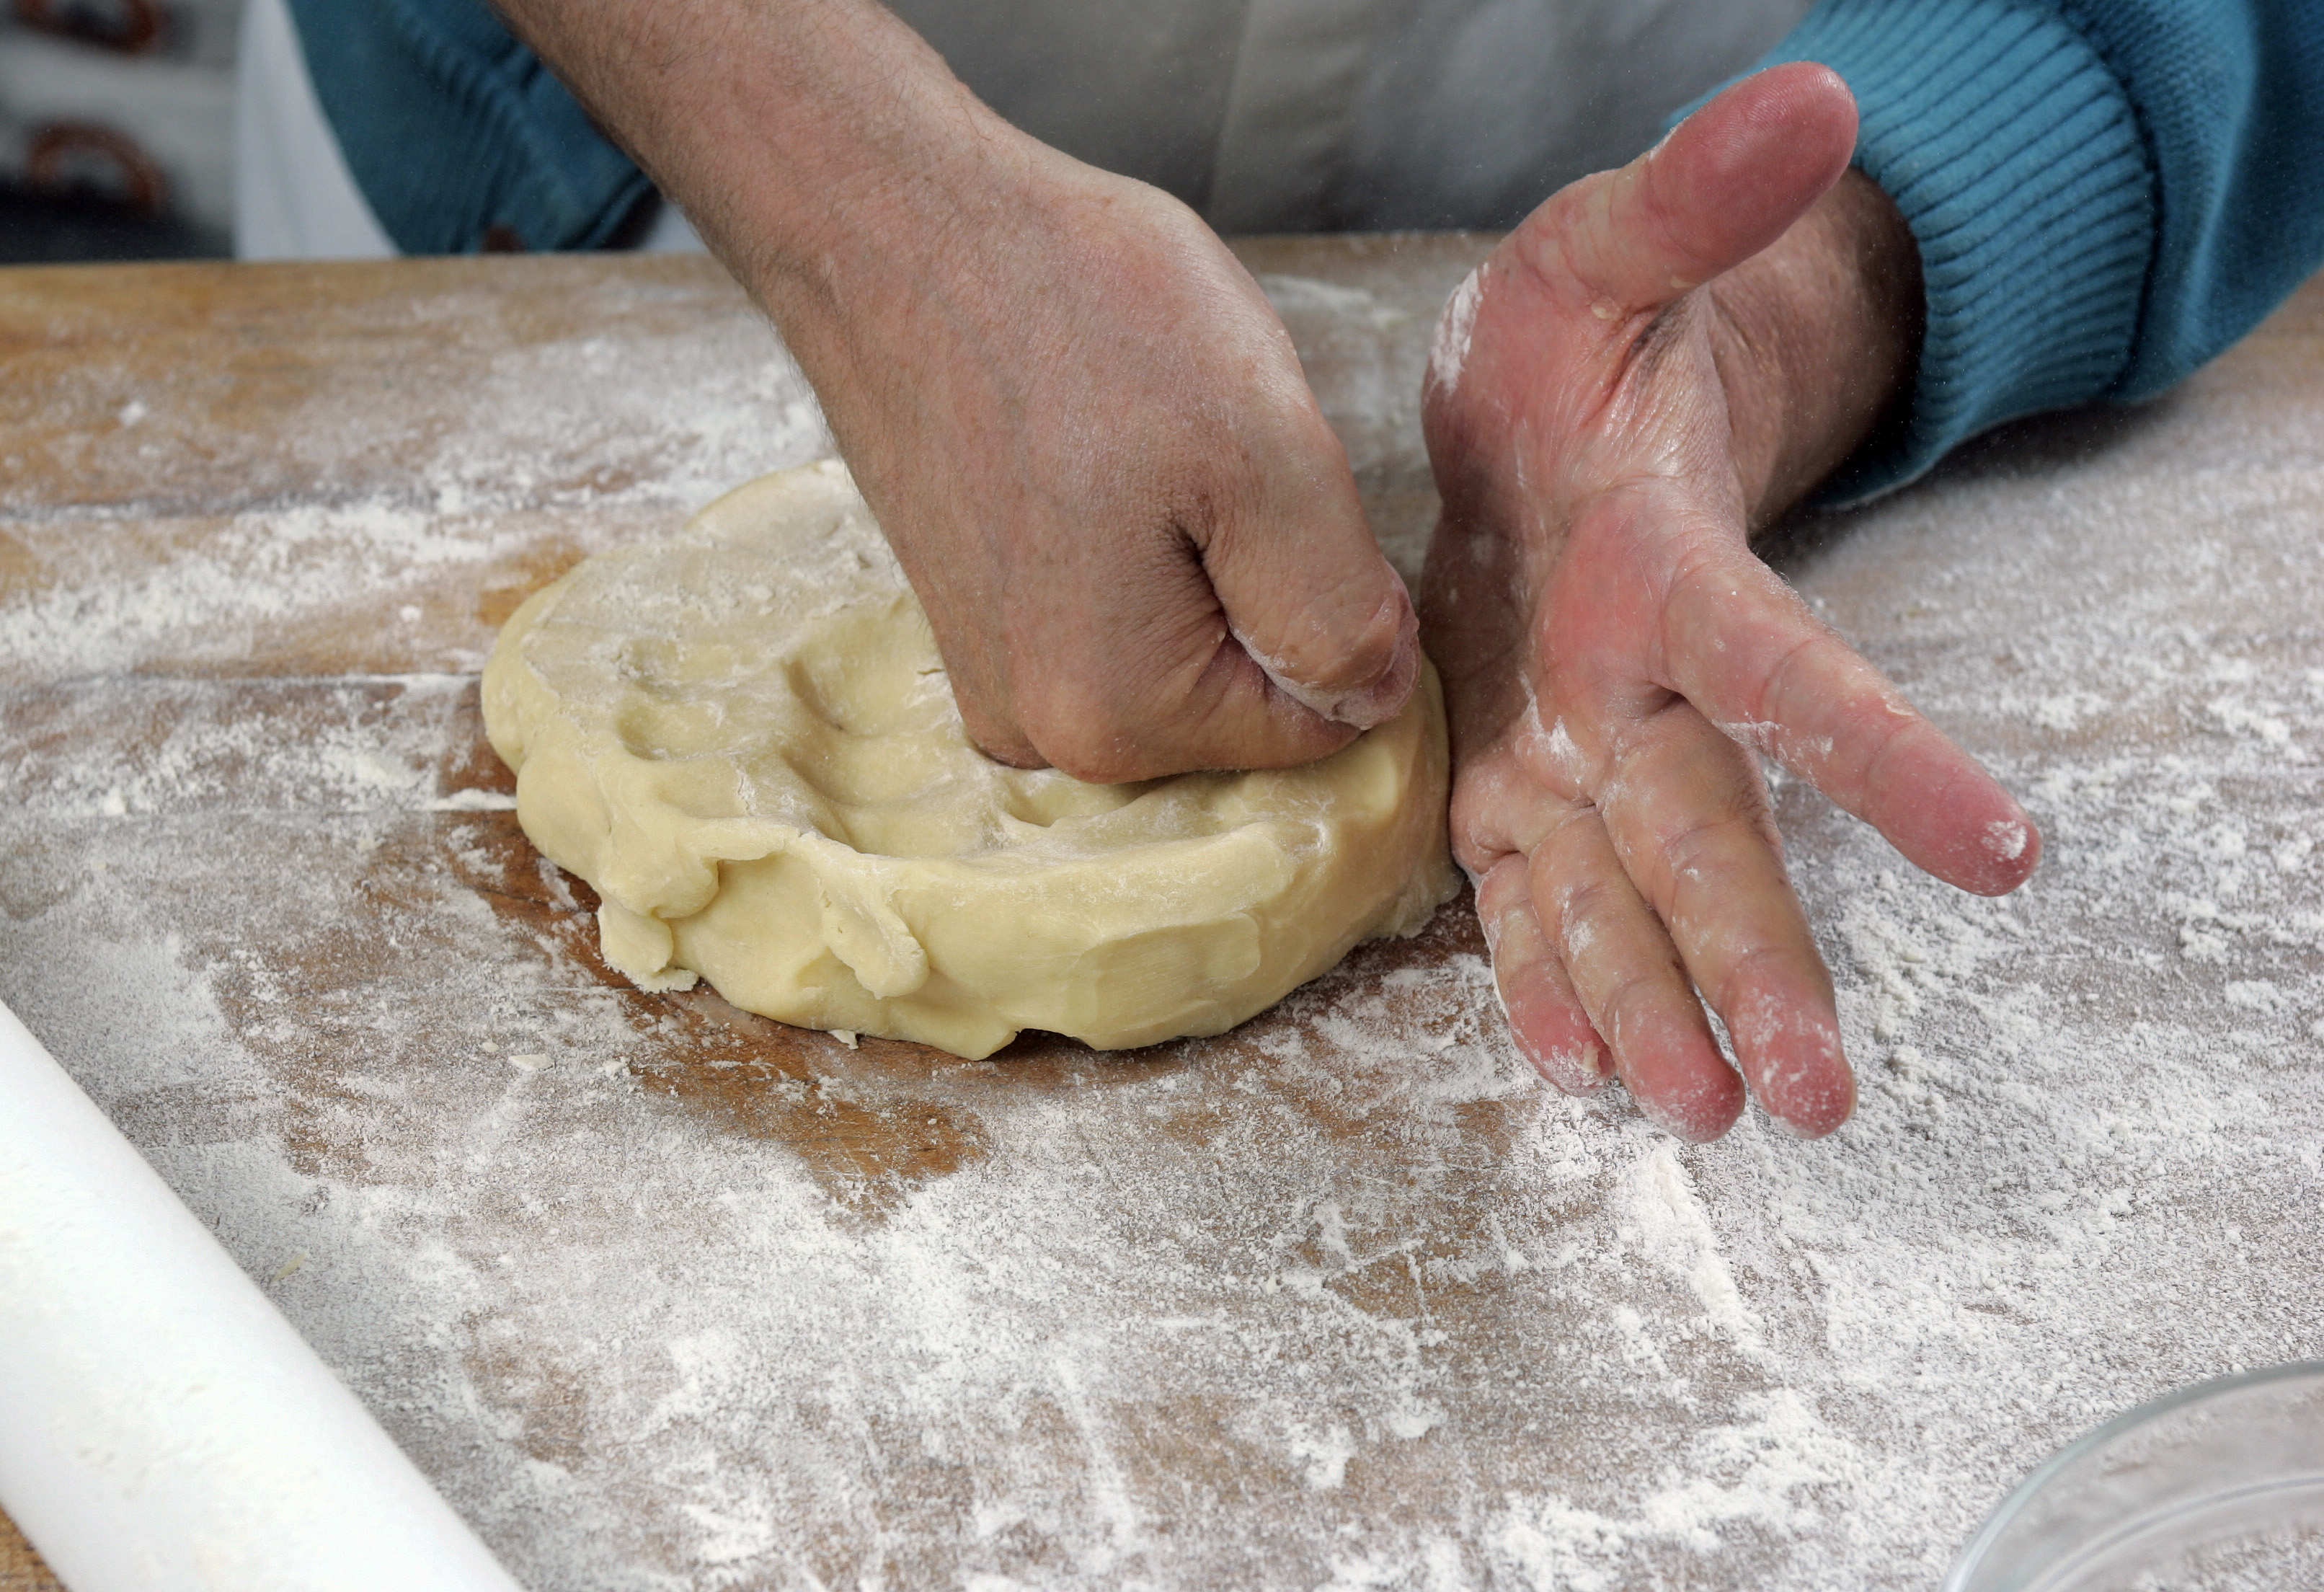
482, 461, 1457, 1058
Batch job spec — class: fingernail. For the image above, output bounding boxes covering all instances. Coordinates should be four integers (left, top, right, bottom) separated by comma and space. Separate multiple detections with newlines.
1637, 1099, 1724, 1144
1324, 623, 1420, 730
1240, 601, 1420, 731
1632, 1079, 1741, 1144
1524, 1037, 1608, 1095
1984, 817, 2032, 863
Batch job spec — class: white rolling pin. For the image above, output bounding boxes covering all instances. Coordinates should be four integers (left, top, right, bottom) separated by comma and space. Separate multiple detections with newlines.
0, 997, 525, 1592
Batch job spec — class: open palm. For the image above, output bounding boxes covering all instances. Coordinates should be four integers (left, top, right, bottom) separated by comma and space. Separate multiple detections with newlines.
1422, 65, 2039, 1141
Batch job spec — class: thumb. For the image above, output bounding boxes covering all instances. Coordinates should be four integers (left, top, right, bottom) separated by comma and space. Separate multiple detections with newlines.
1522, 61, 1859, 317
1201, 425, 1421, 735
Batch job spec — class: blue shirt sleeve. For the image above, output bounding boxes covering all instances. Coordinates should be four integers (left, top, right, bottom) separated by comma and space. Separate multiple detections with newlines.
287, 0, 650, 256
1750, 0, 2324, 500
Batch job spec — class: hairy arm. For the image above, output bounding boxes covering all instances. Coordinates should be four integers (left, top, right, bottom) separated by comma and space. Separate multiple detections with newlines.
491, 0, 1420, 781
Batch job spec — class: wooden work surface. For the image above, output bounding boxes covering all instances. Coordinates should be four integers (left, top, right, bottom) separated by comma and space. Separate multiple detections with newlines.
3, 244, 2320, 1591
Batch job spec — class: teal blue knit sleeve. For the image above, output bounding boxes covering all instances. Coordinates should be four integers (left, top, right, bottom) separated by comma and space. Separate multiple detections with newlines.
288, 0, 650, 255
1750, 0, 2324, 500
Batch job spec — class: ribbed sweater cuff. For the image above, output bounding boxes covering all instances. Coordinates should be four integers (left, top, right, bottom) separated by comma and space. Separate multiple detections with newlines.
1757, 0, 2155, 501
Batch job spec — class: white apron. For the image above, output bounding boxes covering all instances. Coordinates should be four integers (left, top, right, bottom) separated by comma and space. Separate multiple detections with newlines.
236, 0, 1811, 258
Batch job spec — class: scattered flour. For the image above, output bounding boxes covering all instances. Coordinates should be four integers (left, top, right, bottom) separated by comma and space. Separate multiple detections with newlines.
1427, 267, 1486, 398
2, 261, 2320, 1591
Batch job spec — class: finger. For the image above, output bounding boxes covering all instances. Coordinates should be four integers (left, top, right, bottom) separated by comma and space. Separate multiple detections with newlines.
1475, 854, 1608, 1094
1596, 701, 1855, 1137
1198, 402, 1422, 735
1509, 62, 1858, 321
1657, 540, 2041, 896
962, 462, 1387, 780
1015, 359, 1416, 779
1527, 804, 1745, 1141
990, 567, 1372, 782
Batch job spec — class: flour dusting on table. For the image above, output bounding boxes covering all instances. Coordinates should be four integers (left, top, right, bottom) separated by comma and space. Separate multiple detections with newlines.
2, 256, 2319, 1590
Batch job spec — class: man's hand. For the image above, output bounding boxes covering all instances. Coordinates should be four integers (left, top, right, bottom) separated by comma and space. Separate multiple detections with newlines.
495, 0, 1416, 782
1421, 63, 2039, 1141
770, 143, 1420, 780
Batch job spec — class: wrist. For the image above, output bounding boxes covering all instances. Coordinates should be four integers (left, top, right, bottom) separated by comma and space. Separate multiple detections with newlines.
1710, 168, 1925, 528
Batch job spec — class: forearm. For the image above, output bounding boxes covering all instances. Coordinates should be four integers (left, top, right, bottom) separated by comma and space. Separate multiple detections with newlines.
492, 1, 1416, 782
487, 0, 1028, 319
1711, 168, 1924, 530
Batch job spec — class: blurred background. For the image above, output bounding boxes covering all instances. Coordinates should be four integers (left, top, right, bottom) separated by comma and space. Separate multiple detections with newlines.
0, 0, 239, 262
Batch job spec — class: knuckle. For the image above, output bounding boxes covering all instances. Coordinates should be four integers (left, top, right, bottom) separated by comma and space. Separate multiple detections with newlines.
1334, 583, 1416, 684
951, 683, 1045, 772
960, 716, 1047, 773
1016, 683, 1145, 784
1594, 966, 1669, 1045
1855, 707, 1929, 802
1661, 804, 1752, 883
1553, 872, 1626, 949
1034, 723, 1140, 784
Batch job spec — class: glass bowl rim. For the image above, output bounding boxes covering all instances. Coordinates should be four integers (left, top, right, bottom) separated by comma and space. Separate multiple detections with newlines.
1943, 1358, 2324, 1592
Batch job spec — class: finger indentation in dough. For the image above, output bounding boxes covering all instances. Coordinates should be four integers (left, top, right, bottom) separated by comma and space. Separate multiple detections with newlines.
482, 461, 1457, 1057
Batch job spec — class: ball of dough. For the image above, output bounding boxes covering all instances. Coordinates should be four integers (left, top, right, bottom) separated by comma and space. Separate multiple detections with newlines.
482, 461, 1456, 1058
